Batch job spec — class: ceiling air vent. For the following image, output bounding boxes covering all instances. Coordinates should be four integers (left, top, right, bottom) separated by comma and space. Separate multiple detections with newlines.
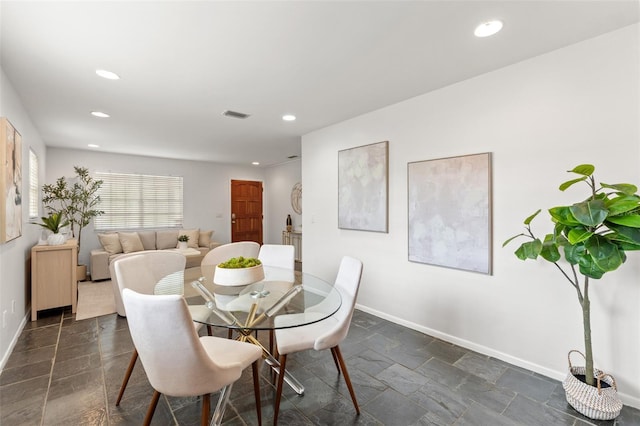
222, 110, 250, 119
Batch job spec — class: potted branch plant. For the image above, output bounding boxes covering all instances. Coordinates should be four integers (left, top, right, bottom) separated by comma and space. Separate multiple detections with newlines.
42, 166, 104, 279
503, 164, 639, 420
37, 212, 69, 246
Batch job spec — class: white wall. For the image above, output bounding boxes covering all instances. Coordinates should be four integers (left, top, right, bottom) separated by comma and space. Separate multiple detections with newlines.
46, 148, 269, 267
0, 68, 48, 369
302, 25, 640, 407
264, 159, 302, 244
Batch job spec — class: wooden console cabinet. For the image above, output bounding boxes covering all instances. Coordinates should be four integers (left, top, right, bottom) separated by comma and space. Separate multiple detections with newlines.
31, 239, 78, 321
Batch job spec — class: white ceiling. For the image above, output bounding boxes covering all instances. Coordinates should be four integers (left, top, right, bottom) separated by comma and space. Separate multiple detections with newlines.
1, 1, 638, 167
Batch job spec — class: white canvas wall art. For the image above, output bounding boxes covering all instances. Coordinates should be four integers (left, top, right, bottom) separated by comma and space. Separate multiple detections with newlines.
338, 141, 388, 233
408, 152, 492, 274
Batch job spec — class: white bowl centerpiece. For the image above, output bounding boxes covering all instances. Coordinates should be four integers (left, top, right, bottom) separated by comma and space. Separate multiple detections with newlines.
214, 256, 265, 286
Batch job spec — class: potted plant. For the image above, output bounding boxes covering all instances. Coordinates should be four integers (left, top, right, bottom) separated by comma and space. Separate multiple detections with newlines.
177, 234, 189, 250
42, 166, 104, 279
503, 164, 639, 420
37, 212, 69, 246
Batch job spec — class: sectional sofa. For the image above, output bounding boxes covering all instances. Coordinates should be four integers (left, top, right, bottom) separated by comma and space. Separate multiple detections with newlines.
90, 228, 220, 280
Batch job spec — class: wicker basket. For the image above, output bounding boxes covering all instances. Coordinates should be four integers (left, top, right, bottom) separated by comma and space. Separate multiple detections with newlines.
562, 350, 622, 420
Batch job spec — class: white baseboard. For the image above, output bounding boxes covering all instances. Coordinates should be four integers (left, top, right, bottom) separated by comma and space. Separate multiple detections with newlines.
0, 308, 30, 372
355, 303, 640, 410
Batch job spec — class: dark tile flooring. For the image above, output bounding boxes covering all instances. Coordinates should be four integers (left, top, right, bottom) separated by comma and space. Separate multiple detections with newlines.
1, 307, 639, 426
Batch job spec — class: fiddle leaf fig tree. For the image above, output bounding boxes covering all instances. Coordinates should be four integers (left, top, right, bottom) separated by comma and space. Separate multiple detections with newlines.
503, 164, 640, 387
42, 166, 104, 260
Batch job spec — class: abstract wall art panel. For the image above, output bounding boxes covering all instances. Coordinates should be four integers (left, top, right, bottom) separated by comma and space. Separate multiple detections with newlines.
338, 141, 388, 233
408, 152, 492, 274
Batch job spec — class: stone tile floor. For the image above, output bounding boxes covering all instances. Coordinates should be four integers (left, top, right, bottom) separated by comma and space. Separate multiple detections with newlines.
1, 308, 639, 425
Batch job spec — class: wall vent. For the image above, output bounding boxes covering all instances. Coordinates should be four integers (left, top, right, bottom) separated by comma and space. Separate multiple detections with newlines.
222, 110, 251, 119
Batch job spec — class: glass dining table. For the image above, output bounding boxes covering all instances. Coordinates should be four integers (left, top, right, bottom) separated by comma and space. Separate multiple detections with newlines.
185, 265, 342, 395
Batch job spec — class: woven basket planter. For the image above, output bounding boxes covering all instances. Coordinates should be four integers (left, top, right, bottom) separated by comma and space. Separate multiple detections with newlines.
562, 350, 622, 420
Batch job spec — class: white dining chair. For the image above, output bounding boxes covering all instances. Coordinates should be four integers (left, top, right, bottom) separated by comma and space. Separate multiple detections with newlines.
112, 251, 212, 406
272, 256, 363, 425
122, 289, 263, 426
257, 244, 295, 351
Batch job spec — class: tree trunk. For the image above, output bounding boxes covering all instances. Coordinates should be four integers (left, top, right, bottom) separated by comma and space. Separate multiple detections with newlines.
582, 277, 594, 386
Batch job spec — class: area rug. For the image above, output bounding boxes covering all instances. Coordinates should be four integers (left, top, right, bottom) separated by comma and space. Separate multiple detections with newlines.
75, 281, 116, 320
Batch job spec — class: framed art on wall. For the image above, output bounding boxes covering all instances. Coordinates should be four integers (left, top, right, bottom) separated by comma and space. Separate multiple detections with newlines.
338, 141, 388, 233
408, 152, 492, 274
1, 117, 23, 243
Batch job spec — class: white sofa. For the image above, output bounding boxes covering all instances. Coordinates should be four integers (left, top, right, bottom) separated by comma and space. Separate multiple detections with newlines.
90, 229, 220, 280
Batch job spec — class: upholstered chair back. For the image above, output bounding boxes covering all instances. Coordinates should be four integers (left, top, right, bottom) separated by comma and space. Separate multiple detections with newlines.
112, 251, 186, 316
313, 256, 363, 351
122, 289, 242, 397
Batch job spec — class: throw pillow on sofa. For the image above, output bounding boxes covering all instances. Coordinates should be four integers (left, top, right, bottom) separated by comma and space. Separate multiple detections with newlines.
138, 231, 157, 251
179, 228, 200, 249
156, 230, 179, 249
98, 233, 123, 255
199, 230, 214, 248
119, 232, 144, 253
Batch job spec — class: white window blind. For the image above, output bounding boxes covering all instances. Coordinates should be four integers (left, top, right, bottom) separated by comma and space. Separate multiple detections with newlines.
29, 149, 39, 218
94, 172, 183, 230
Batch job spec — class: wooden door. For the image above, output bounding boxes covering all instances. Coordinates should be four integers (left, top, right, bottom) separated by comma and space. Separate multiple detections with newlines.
230, 180, 263, 244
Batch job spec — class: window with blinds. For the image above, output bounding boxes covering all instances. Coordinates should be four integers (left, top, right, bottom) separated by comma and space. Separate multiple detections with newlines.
29, 149, 39, 218
94, 172, 184, 230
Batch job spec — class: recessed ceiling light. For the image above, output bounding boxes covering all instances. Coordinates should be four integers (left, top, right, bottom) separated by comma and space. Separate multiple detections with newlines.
96, 69, 120, 80
474, 20, 503, 37
252, 161, 260, 166
282, 114, 296, 122
91, 111, 110, 118
87, 144, 100, 148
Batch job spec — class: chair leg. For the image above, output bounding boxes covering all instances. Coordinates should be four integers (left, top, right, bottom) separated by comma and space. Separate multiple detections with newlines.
201, 393, 210, 426
207, 325, 213, 336
332, 346, 360, 414
269, 330, 274, 354
227, 328, 233, 339
273, 354, 288, 426
252, 361, 262, 426
143, 390, 161, 426
330, 346, 340, 373
115, 349, 138, 405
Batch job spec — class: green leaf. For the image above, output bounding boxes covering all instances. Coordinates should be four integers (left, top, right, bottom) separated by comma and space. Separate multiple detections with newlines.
578, 261, 605, 279
524, 209, 541, 225
564, 244, 584, 265
569, 199, 608, 227
540, 235, 561, 262
601, 182, 638, 196
514, 239, 542, 260
606, 223, 640, 245
606, 214, 640, 228
585, 235, 623, 272
549, 206, 581, 226
567, 227, 593, 244
559, 176, 588, 191
569, 164, 595, 176
502, 234, 524, 247
605, 195, 640, 216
